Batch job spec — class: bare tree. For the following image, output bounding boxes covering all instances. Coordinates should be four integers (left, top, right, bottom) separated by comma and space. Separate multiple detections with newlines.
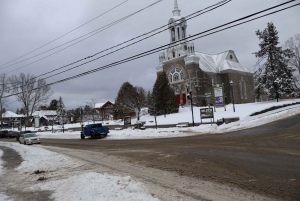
0, 74, 9, 128
285, 34, 300, 76
86, 97, 99, 123
9, 73, 53, 126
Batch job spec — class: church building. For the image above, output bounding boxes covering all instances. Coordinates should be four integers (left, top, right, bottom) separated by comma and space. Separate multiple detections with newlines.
156, 0, 255, 106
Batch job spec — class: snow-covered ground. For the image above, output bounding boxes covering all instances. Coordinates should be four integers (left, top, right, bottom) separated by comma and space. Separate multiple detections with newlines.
26, 99, 300, 139
0, 142, 159, 201
1, 99, 300, 200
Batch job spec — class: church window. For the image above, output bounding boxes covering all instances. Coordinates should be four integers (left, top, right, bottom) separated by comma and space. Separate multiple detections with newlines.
172, 51, 175, 58
230, 55, 233, 60
244, 81, 247, 99
184, 45, 187, 50
177, 27, 180, 40
169, 74, 173, 82
182, 27, 185, 38
171, 28, 175, 42
240, 77, 247, 101
169, 68, 183, 83
173, 74, 179, 81
239, 80, 243, 99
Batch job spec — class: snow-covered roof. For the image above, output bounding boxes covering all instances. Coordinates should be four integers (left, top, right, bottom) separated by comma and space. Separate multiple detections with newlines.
194, 50, 251, 74
2, 111, 23, 118
32, 110, 56, 120
95, 101, 114, 109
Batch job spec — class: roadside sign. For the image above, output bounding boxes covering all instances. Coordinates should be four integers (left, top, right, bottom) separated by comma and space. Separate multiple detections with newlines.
212, 84, 226, 111
200, 108, 214, 125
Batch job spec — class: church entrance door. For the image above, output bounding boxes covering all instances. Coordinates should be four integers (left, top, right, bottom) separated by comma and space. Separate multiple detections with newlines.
182, 93, 186, 105
176, 95, 180, 105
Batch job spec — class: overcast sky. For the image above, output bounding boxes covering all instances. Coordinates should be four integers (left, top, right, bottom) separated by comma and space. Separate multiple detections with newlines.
0, 0, 299, 112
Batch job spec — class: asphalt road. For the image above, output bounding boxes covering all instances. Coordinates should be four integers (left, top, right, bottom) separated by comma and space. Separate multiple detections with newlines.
1, 113, 300, 200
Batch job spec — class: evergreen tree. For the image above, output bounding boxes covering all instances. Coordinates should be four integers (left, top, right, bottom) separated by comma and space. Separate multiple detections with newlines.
20, 108, 25, 115
56, 96, 66, 124
254, 22, 297, 101
16, 108, 20, 114
152, 72, 178, 116
48, 99, 58, 110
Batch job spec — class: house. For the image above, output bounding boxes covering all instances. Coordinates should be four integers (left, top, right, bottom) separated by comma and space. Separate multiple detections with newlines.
32, 110, 57, 126
1, 111, 24, 128
94, 101, 115, 120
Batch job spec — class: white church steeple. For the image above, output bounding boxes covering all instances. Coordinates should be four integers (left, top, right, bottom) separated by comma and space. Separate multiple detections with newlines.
172, 0, 181, 17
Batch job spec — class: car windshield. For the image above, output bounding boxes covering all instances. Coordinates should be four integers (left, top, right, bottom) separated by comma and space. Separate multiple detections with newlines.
24, 134, 37, 138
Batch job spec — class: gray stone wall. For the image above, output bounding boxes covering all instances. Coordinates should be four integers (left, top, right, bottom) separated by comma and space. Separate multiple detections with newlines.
159, 56, 255, 106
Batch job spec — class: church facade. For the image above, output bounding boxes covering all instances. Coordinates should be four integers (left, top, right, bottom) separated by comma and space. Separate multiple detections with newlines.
156, 0, 255, 106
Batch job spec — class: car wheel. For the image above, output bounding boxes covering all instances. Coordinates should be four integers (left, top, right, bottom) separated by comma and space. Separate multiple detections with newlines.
90, 133, 94, 139
80, 134, 85, 139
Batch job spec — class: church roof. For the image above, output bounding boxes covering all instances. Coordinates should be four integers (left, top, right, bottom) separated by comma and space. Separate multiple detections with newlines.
194, 50, 251, 74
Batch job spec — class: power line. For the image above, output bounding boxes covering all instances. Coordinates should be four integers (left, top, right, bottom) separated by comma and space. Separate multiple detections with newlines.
3, 1, 299, 98
0, 0, 130, 69
0, 0, 163, 73
2, 0, 231, 89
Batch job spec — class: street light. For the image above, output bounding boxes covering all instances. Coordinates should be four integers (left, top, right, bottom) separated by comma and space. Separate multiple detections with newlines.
230, 81, 235, 112
187, 86, 195, 127
62, 108, 65, 133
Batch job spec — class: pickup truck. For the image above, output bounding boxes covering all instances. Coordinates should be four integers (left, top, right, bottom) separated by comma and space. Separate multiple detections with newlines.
80, 123, 109, 139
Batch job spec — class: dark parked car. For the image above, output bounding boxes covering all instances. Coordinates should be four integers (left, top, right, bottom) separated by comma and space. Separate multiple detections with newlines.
0, 130, 8, 138
16, 130, 32, 141
6, 131, 19, 138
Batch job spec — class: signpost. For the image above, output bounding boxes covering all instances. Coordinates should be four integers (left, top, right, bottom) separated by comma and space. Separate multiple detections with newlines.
124, 116, 131, 129
200, 108, 214, 125
212, 84, 226, 111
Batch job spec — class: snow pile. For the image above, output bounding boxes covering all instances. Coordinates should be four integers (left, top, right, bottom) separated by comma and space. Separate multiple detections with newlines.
0, 142, 159, 201
1, 142, 79, 173
0, 194, 13, 201
30, 172, 159, 201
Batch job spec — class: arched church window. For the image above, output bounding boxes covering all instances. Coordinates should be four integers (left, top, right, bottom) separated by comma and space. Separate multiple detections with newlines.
169, 68, 183, 83
173, 74, 179, 81
240, 77, 247, 101
182, 27, 185, 38
172, 51, 175, 58
177, 27, 180, 40
169, 74, 173, 82
171, 28, 175, 42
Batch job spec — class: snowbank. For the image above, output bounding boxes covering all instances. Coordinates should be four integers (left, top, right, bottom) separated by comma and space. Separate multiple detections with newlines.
0, 142, 159, 201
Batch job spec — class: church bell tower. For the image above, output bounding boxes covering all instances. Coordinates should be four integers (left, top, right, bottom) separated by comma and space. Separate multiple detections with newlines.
166, 0, 194, 60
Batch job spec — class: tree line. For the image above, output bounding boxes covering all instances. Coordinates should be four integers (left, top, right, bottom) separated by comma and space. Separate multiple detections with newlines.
114, 71, 179, 121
